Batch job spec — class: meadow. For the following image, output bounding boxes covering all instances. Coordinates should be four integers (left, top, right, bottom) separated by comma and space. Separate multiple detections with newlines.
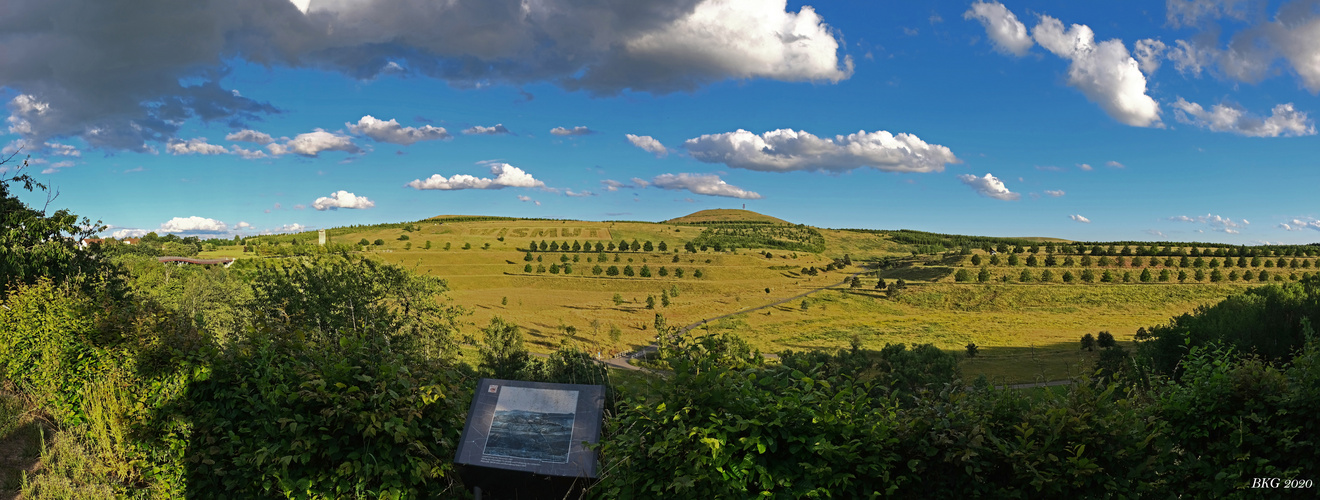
212, 209, 1317, 383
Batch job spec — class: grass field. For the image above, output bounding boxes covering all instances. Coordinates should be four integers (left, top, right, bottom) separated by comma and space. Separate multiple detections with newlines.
200, 210, 1310, 384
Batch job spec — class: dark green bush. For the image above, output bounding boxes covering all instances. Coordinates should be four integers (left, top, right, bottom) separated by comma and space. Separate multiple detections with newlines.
185, 330, 470, 498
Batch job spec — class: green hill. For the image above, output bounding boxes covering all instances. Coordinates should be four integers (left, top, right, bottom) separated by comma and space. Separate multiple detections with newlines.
666, 209, 790, 225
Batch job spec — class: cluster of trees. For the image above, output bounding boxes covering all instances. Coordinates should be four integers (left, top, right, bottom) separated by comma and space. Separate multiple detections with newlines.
800, 255, 854, 276
689, 223, 825, 253
528, 239, 667, 253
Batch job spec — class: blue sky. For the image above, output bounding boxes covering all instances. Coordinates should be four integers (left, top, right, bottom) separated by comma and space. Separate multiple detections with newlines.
2, 0, 1318, 244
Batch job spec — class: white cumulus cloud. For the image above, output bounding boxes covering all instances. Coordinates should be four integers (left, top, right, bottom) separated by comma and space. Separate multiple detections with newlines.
1070, 214, 1091, 223
110, 228, 149, 239
1044, 190, 1066, 197
600, 178, 652, 192
650, 173, 762, 199
348, 115, 450, 145
1169, 213, 1249, 233
166, 137, 229, 155
958, 173, 1020, 201
576, 0, 852, 93
267, 129, 361, 157
626, 134, 668, 157
225, 129, 275, 144
550, 126, 594, 136
1031, 15, 1162, 127
964, 2, 1034, 56
685, 128, 958, 173
235, 221, 252, 229
312, 190, 376, 210
1172, 98, 1316, 137
232, 147, 270, 160
40, 160, 75, 175
1105, 161, 1125, 168
1270, 15, 1320, 93
462, 124, 510, 135
0, 0, 853, 151
159, 216, 229, 235
1134, 38, 1167, 74
265, 223, 308, 235
407, 163, 546, 190
1166, 0, 1251, 28
1278, 218, 1320, 232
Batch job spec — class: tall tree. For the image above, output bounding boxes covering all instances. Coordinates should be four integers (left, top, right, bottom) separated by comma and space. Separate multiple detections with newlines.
1, 155, 106, 296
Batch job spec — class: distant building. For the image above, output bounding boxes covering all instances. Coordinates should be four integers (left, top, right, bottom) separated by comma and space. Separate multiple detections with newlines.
318, 229, 327, 245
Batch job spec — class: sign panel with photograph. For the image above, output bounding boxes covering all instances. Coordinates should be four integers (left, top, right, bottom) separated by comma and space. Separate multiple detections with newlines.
455, 379, 605, 478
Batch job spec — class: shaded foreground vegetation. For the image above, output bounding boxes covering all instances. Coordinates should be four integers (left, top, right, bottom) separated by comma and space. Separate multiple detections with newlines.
2, 162, 1318, 498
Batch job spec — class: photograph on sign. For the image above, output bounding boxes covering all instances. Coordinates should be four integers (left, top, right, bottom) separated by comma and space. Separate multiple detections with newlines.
483, 386, 579, 464
455, 379, 604, 478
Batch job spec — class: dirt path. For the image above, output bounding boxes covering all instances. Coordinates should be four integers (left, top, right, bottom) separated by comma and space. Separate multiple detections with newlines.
601, 268, 872, 371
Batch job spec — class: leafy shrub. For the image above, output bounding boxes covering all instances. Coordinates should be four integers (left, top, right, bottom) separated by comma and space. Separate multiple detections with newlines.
1138, 280, 1320, 375
185, 331, 470, 498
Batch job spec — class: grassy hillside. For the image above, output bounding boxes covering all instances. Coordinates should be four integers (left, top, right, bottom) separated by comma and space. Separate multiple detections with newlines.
665, 208, 790, 224
214, 210, 1318, 383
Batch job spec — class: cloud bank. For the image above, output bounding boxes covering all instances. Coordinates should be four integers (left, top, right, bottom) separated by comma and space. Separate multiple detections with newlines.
159, 216, 229, 235
1169, 213, 1249, 234
1172, 99, 1316, 137
348, 116, 450, 145
650, 173, 761, 199
964, 2, 1034, 56
0, 0, 850, 151
1031, 15, 1162, 127
626, 134, 668, 157
408, 163, 545, 190
312, 190, 375, 210
958, 173, 1020, 201
685, 128, 958, 173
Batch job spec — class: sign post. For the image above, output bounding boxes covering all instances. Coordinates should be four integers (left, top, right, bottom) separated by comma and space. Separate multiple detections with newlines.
455, 379, 605, 499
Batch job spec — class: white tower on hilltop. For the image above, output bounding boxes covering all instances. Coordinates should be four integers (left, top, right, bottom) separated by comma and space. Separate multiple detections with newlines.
318, 229, 327, 245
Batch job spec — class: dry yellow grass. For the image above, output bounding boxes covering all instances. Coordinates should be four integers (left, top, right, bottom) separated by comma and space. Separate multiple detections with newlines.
198, 214, 1280, 383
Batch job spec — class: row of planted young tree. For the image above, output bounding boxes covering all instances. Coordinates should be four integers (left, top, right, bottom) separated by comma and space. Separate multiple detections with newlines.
953, 266, 1317, 284
928, 237, 1320, 258
963, 252, 1319, 270
526, 239, 728, 253
521, 262, 704, 278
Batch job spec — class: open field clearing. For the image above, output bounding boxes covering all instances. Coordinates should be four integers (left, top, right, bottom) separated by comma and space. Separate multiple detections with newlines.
203, 210, 1315, 384
694, 283, 1245, 383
